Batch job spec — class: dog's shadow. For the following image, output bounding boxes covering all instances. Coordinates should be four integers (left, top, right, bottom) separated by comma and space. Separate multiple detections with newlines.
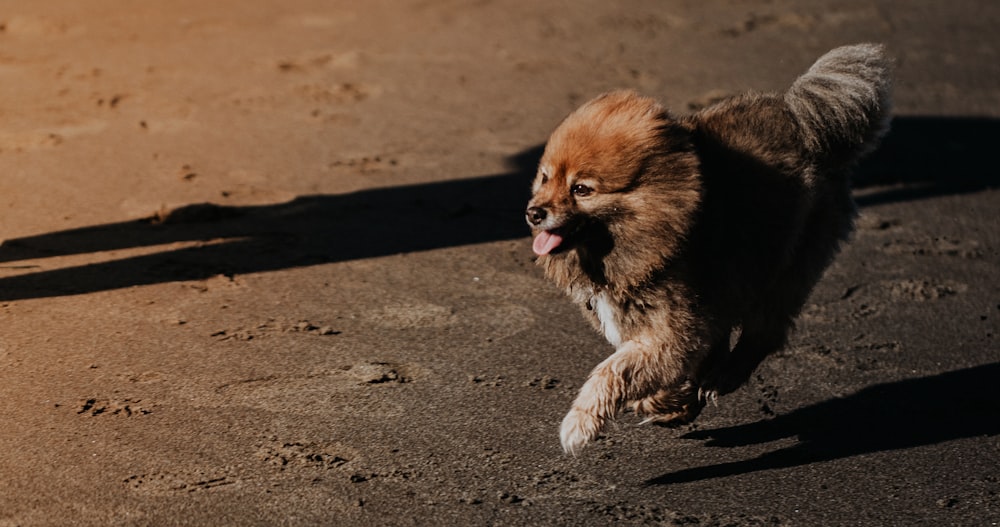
0, 147, 543, 301
645, 362, 1000, 485
853, 115, 999, 206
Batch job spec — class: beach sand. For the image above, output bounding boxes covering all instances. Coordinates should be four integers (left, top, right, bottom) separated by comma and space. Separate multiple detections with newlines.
1, 1, 998, 524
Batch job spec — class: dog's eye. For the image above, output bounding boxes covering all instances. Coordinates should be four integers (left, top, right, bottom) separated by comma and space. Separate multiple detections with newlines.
571, 184, 593, 197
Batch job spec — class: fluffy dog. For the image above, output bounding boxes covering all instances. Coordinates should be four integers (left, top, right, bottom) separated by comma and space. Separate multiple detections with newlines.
525, 44, 892, 454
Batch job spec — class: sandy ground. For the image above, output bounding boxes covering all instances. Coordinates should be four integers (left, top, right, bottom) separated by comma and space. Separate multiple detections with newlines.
1, 1, 998, 525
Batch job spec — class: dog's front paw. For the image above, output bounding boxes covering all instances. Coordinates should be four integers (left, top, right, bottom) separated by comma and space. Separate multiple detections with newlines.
560, 408, 605, 455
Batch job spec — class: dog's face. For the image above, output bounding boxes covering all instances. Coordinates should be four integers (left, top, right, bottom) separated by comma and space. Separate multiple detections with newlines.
526, 91, 673, 257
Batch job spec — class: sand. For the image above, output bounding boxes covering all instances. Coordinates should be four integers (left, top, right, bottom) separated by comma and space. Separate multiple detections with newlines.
1, 1, 998, 525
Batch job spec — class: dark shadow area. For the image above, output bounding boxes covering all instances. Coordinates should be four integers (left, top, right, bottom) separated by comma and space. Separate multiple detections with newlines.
645, 362, 1000, 485
0, 116, 996, 301
0, 146, 544, 301
852, 116, 1000, 206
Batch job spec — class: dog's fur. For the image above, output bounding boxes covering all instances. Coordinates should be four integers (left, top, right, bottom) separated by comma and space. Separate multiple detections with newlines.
525, 44, 893, 454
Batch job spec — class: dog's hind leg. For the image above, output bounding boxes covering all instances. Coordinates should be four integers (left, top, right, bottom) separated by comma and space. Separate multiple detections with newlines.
701, 210, 842, 399
701, 318, 791, 396
561, 338, 684, 454
702, 199, 852, 397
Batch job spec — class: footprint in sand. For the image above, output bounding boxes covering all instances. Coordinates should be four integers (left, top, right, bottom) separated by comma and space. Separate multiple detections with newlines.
327, 155, 399, 174
885, 278, 968, 302
211, 361, 422, 415
123, 470, 237, 496
837, 279, 968, 319
878, 237, 984, 259
256, 437, 358, 470
74, 397, 153, 418
210, 318, 340, 342
227, 81, 377, 113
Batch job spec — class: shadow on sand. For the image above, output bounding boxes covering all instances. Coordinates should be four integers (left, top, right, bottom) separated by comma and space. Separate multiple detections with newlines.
646, 362, 1000, 485
0, 116, 996, 301
0, 148, 542, 301
852, 115, 999, 206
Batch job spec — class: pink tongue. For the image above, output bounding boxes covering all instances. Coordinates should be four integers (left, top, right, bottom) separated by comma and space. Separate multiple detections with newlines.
532, 231, 564, 255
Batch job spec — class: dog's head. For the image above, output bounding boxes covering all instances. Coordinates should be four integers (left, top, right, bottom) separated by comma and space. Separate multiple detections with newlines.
526, 91, 701, 268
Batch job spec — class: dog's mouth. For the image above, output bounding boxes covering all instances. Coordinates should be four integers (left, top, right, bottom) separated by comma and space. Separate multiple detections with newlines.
532, 230, 565, 256
530, 213, 603, 256
532, 216, 616, 260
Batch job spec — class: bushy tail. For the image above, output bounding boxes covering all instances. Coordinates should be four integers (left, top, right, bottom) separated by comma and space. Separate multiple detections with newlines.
785, 43, 893, 166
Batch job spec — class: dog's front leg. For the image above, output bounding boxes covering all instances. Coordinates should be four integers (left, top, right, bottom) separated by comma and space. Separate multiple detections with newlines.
560, 338, 680, 454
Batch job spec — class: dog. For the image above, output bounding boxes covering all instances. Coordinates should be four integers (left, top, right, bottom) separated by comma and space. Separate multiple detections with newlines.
525, 44, 892, 454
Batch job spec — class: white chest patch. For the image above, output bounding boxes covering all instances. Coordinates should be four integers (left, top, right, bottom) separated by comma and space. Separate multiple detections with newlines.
591, 292, 623, 347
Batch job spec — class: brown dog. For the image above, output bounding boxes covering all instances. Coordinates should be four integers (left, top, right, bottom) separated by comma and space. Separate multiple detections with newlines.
525, 44, 892, 454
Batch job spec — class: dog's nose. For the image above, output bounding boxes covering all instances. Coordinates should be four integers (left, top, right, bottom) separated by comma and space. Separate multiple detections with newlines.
525, 206, 547, 226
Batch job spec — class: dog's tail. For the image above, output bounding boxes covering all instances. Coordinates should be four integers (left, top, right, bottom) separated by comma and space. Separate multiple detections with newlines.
785, 43, 893, 166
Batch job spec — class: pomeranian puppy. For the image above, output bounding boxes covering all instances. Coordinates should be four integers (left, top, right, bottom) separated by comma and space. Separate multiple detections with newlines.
526, 44, 892, 454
